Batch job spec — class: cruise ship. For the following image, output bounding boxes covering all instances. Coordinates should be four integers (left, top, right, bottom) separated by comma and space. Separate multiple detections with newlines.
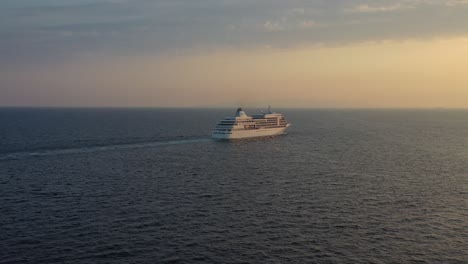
211, 107, 291, 139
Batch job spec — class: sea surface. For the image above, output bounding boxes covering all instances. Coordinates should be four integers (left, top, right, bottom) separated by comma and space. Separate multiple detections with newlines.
1, 108, 467, 264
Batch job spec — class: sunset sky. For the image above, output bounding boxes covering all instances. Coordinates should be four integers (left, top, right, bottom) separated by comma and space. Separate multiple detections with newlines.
1, 0, 468, 108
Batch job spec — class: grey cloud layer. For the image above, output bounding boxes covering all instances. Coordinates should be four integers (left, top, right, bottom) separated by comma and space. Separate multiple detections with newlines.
1, 0, 468, 62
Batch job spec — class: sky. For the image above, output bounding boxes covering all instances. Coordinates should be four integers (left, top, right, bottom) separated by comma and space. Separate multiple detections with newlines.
1, 0, 468, 108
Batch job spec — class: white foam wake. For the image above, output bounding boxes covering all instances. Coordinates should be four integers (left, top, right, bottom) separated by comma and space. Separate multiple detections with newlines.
0, 138, 213, 161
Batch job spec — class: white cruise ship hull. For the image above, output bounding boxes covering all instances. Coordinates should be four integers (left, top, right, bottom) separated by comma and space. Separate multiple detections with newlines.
212, 126, 288, 139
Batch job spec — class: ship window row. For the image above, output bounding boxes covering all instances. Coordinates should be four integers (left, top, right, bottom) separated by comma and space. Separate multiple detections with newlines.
257, 125, 286, 128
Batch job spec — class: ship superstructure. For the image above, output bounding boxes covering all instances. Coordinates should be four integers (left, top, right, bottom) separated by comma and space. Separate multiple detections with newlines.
211, 107, 290, 139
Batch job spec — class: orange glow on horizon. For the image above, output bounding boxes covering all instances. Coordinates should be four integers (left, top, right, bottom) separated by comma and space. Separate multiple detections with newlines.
2, 37, 468, 108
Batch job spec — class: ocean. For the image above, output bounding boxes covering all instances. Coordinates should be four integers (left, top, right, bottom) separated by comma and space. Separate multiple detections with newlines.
1, 108, 467, 264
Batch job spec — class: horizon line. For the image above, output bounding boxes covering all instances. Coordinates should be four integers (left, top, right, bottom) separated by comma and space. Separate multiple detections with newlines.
0, 106, 467, 110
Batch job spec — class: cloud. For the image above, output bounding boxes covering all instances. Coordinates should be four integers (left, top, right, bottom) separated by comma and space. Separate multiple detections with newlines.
445, 0, 468, 6
257, 7, 318, 32
346, 0, 468, 12
263, 20, 285, 32
1, 0, 468, 64
347, 3, 413, 13
302, 20, 316, 28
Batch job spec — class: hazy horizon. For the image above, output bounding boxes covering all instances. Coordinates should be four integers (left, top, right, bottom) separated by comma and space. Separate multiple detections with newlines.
3, 106, 468, 110
2, 0, 468, 108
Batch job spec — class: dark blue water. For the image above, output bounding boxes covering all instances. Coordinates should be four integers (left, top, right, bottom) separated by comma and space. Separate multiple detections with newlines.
1, 108, 467, 264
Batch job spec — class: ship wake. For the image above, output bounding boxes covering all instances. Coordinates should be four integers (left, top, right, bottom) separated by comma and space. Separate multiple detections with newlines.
0, 138, 213, 161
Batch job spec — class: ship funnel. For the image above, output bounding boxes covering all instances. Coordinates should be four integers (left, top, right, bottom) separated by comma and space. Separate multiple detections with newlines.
235, 107, 248, 117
